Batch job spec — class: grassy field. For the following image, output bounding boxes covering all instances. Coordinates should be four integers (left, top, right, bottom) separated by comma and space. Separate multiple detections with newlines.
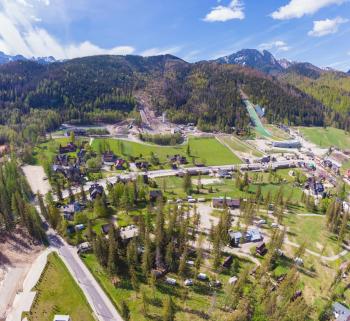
27, 252, 94, 321
32, 137, 82, 164
284, 215, 341, 257
82, 253, 250, 321
265, 125, 292, 141
299, 127, 350, 149
156, 169, 304, 205
219, 135, 263, 157
92, 137, 241, 166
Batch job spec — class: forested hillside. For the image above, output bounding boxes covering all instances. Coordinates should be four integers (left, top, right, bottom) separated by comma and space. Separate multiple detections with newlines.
0, 54, 347, 146
150, 62, 328, 131
281, 66, 350, 115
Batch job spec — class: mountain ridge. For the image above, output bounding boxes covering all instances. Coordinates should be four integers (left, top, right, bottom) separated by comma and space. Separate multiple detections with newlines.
0, 54, 336, 132
0, 51, 56, 65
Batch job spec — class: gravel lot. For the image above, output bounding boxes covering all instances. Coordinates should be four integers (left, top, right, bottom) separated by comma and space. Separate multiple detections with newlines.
22, 165, 51, 195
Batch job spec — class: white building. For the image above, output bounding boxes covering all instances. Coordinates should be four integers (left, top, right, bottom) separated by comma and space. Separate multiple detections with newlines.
53, 315, 71, 321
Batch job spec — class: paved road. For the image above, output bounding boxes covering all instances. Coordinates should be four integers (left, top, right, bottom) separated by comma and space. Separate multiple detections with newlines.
60, 160, 297, 200
45, 223, 123, 321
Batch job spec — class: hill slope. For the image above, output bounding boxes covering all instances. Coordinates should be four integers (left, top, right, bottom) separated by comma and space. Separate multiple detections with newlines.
0, 54, 343, 133
214, 49, 350, 128
280, 63, 350, 119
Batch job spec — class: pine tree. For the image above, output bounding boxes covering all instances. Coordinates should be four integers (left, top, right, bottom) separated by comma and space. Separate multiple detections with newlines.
120, 300, 130, 321
162, 295, 175, 321
212, 232, 222, 270
107, 228, 118, 275
183, 173, 192, 194
338, 212, 348, 243
165, 241, 176, 271
142, 228, 152, 276
126, 238, 138, 267
70, 130, 75, 144
87, 219, 94, 241
94, 195, 107, 218
186, 143, 191, 156
129, 265, 139, 293
155, 204, 165, 268
67, 181, 75, 203
141, 286, 149, 315
37, 192, 48, 219
178, 247, 187, 279
80, 183, 87, 202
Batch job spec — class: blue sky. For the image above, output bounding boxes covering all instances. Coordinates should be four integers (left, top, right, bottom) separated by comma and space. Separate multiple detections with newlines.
0, 0, 349, 70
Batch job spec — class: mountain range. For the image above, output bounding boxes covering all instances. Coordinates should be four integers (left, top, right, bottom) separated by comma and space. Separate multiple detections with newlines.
0, 51, 56, 65
0, 49, 348, 132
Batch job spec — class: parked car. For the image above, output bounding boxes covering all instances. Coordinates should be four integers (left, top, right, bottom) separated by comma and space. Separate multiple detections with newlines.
184, 279, 193, 286
197, 273, 208, 281
165, 277, 177, 285
186, 260, 195, 266
209, 280, 222, 288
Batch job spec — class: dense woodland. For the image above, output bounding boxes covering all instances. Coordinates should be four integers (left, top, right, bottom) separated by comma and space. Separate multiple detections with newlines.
281, 67, 350, 130
0, 159, 46, 242
0, 54, 348, 148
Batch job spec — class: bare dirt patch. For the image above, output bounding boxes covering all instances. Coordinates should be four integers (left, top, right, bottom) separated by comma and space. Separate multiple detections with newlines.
0, 227, 44, 319
192, 178, 223, 185
0, 226, 44, 275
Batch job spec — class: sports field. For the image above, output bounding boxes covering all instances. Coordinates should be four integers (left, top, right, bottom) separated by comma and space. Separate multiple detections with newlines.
299, 127, 350, 149
92, 137, 241, 165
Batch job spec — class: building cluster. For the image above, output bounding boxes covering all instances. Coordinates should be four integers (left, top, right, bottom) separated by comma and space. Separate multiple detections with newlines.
304, 176, 325, 197
322, 158, 341, 175
228, 228, 263, 247
52, 147, 85, 183
102, 151, 126, 169
64, 128, 86, 137
212, 197, 240, 209
168, 154, 187, 169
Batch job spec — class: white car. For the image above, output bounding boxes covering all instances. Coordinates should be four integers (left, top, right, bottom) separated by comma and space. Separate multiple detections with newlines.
184, 279, 193, 286
165, 277, 177, 285
186, 260, 195, 266
197, 273, 208, 281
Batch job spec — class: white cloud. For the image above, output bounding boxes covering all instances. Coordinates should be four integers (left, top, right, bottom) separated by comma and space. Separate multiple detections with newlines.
308, 17, 348, 37
271, 0, 345, 20
181, 50, 201, 62
141, 46, 182, 57
0, 0, 135, 59
258, 40, 290, 52
203, 0, 244, 22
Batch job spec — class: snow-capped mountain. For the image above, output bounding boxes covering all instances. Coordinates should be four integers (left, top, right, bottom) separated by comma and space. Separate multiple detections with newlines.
0, 51, 56, 65
278, 58, 296, 69
215, 49, 284, 74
